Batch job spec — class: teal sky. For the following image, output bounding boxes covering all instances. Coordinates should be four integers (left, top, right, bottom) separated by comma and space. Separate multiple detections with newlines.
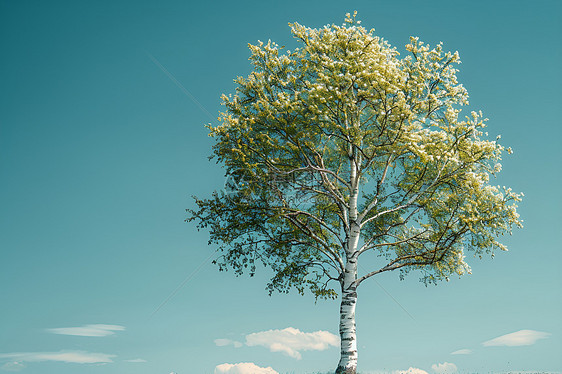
1, 1, 561, 374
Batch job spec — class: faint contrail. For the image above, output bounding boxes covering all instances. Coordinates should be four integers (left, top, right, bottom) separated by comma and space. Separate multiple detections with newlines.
359, 264, 415, 321
145, 51, 216, 121
373, 279, 416, 321
146, 50, 218, 318
150, 251, 217, 318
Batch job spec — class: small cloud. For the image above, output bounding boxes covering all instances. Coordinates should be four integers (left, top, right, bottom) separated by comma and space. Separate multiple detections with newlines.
124, 358, 147, 363
431, 362, 458, 374
482, 330, 550, 347
214, 338, 243, 348
394, 368, 429, 374
1, 362, 25, 372
214, 362, 278, 374
46, 324, 125, 337
245, 327, 338, 360
0, 351, 115, 364
451, 349, 471, 355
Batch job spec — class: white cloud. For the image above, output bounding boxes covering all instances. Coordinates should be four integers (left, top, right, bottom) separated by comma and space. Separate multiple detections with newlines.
482, 330, 550, 347
214, 362, 278, 374
0, 351, 115, 364
214, 338, 243, 348
245, 327, 339, 360
394, 368, 429, 374
431, 362, 458, 374
46, 324, 125, 337
1, 361, 25, 372
124, 358, 147, 363
451, 348, 471, 355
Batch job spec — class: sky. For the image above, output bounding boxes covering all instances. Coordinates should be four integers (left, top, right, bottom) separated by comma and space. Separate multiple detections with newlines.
0, 1, 561, 373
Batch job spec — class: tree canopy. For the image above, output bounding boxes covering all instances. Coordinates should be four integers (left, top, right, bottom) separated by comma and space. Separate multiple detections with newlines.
188, 13, 522, 299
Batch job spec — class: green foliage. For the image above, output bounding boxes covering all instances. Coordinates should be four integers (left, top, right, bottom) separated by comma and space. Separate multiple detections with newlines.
187, 12, 522, 297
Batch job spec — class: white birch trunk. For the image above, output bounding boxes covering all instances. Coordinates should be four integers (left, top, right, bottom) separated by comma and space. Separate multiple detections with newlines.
336, 146, 361, 374
336, 253, 358, 374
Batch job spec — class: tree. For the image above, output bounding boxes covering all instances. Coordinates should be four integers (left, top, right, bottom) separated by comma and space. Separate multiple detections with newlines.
187, 12, 522, 374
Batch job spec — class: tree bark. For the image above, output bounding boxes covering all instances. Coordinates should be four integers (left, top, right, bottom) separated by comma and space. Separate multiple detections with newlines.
335, 258, 358, 374
336, 149, 360, 374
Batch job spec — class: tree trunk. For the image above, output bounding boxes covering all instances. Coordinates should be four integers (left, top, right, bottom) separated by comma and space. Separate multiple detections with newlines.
336, 150, 360, 373
336, 259, 358, 374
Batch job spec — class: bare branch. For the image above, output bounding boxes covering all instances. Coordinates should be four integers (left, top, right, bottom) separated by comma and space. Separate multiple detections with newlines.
357, 154, 393, 222
283, 214, 345, 273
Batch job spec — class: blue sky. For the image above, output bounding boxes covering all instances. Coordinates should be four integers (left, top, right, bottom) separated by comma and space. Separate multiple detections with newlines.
0, 1, 561, 373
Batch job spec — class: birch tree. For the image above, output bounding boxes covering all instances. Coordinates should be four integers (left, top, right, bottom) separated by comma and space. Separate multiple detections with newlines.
187, 12, 523, 374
